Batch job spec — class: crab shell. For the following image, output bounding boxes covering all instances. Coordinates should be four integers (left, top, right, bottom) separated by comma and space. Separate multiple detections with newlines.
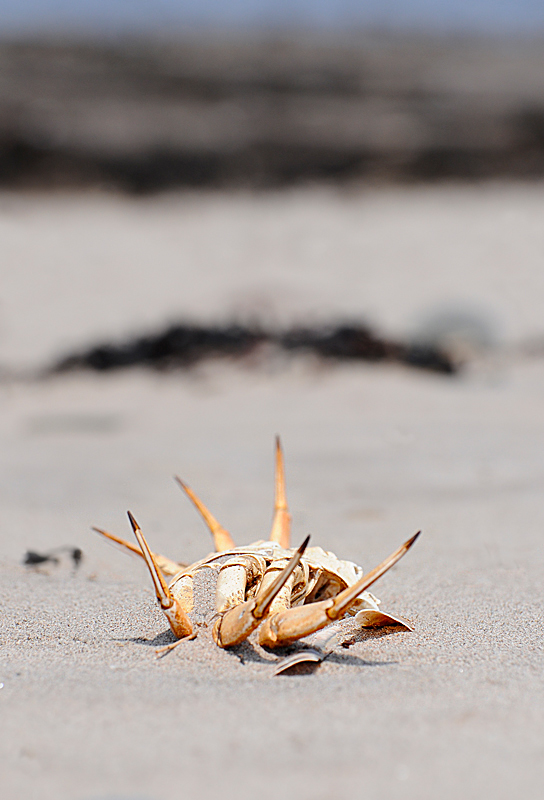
168, 540, 409, 629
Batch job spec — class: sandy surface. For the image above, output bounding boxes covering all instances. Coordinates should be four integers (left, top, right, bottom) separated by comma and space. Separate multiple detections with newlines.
1, 184, 544, 800
1, 183, 544, 368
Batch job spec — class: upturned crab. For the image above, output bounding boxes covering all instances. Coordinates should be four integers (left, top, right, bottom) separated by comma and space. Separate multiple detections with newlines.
94, 439, 419, 665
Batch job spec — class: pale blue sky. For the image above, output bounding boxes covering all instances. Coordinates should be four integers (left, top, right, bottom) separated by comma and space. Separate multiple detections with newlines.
0, 1, 543, 36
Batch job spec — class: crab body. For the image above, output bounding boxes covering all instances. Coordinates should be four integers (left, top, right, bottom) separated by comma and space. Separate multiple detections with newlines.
95, 439, 418, 656
169, 540, 395, 620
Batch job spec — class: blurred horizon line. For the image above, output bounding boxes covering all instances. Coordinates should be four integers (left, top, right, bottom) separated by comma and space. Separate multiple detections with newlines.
2, 28, 544, 46
0, 1, 544, 40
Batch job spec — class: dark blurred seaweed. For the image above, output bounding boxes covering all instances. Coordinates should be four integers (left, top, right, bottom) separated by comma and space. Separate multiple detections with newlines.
51, 322, 457, 376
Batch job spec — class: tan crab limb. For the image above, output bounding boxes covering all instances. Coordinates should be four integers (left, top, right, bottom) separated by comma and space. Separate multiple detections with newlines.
212, 535, 310, 648
174, 477, 235, 552
215, 555, 266, 613
127, 511, 193, 640
269, 436, 291, 548
259, 531, 420, 647
258, 560, 305, 616
155, 632, 197, 657
169, 572, 195, 613
92, 526, 185, 577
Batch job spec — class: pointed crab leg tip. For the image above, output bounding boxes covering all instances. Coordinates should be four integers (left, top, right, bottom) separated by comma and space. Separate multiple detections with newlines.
299, 535, 310, 553
328, 531, 420, 620
407, 531, 421, 548
127, 510, 139, 531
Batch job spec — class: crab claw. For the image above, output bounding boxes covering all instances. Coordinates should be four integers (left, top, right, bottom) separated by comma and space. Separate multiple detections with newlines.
213, 535, 310, 648
127, 511, 193, 640
259, 531, 420, 648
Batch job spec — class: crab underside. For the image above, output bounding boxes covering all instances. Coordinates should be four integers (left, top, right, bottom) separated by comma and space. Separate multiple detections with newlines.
95, 439, 419, 668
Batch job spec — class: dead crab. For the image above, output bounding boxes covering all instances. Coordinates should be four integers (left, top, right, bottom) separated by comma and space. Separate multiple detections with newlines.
94, 439, 419, 664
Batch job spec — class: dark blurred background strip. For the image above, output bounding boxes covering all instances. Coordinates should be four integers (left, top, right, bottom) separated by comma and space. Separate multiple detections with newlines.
2, 35, 544, 192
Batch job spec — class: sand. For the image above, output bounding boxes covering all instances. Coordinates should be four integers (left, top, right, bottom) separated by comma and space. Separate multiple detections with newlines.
1, 184, 543, 800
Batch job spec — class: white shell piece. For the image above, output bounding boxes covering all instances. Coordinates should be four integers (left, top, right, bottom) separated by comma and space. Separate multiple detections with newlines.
354, 609, 413, 629
303, 546, 364, 585
307, 626, 341, 652
274, 649, 323, 675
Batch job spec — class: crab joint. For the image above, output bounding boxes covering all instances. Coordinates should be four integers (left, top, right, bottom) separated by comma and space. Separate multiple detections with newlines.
212, 535, 310, 648
215, 554, 266, 613
127, 511, 193, 640
258, 531, 420, 647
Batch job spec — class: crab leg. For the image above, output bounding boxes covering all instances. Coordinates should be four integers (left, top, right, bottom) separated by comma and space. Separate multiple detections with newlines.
92, 526, 185, 577
215, 555, 266, 613
258, 559, 305, 617
258, 531, 420, 648
175, 477, 235, 552
269, 436, 291, 548
213, 535, 310, 648
127, 512, 193, 640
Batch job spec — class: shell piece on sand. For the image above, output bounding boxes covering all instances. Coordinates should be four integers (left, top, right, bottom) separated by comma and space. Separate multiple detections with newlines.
274, 649, 324, 675
274, 627, 341, 675
354, 609, 414, 630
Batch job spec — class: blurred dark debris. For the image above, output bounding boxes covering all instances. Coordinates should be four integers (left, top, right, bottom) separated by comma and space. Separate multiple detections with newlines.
2, 36, 544, 191
55, 324, 265, 372
24, 546, 83, 569
50, 322, 457, 376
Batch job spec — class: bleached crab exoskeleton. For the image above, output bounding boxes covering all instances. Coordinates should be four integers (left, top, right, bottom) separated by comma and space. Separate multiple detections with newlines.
94, 438, 419, 659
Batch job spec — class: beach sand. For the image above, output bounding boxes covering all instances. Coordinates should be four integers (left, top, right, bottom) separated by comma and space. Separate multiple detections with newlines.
1, 184, 543, 799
